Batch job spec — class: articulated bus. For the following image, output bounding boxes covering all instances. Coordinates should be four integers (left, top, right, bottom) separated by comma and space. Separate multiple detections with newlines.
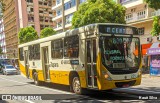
18, 23, 142, 94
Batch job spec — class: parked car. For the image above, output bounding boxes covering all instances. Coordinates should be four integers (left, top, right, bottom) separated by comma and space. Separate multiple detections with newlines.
2, 65, 19, 75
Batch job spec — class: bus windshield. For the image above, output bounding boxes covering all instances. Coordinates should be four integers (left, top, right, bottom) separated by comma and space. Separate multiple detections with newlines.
100, 36, 140, 71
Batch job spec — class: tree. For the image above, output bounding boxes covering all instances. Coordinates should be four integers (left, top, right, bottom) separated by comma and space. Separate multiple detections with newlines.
40, 27, 56, 38
151, 16, 160, 36
145, 0, 160, 10
0, 0, 6, 12
0, 47, 3, 55
18, 26, 38, 44
72, 0, 126, 28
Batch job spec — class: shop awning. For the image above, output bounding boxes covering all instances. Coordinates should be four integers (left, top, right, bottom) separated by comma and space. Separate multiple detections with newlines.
147, 42, 160, 55
141, 43, 152, 55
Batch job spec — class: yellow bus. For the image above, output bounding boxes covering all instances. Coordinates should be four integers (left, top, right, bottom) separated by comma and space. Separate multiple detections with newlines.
18, 23, 142, 94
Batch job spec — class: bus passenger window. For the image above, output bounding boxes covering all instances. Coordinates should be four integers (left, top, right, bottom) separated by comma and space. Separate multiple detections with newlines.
33, 44, 40, 60
51, 39, 63, 58
64, 35, 79, 58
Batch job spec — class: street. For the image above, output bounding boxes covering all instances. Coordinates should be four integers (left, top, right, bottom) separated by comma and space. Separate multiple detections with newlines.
0, 74, 160, 103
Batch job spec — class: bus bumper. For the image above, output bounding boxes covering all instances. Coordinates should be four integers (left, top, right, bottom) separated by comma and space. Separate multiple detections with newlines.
100, 76, 141, 90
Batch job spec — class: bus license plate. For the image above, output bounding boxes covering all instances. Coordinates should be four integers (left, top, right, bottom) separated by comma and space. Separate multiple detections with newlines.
123, 84, 129, 88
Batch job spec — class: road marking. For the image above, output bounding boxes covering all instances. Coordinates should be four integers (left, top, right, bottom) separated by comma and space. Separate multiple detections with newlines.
25, 100, 35, 103
0, 76, 72, 94
114, 88, 160, 94
0, 76, 104, 102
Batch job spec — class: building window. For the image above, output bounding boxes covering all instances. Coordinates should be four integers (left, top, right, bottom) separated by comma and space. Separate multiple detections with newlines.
138, 27, 145, 35
26, 0, 33, 3
19, 48, 24, 61
65, 14, 73, 24
80, 0, 86, 4
120, 0, 135, 4
137, 10, 146, 19
64, 35, 79, 58
51, 39, 63, 58
57, 9, 62, 16
56, 0, 61, 5
64, 0, 76, 10
126, 14, 133, 21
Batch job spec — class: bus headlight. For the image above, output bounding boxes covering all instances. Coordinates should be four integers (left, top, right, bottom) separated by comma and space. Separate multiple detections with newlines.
104, 73, 112, 81
102, 71, 112, 81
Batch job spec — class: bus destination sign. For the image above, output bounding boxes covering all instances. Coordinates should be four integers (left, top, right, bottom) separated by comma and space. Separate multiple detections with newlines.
99, 25, 138, 35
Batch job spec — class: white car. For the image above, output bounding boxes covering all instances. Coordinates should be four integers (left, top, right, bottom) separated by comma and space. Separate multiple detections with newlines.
2, 65, 18, 75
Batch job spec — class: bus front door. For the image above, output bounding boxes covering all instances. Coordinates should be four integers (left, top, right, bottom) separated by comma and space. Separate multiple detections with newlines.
86, 39, 97, 88
42, 47, 50, 81
24, 50, 29, 78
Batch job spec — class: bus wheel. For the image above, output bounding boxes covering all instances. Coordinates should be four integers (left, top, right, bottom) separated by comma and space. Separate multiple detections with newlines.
72, 77, 83, 94
33, 72, 40, 86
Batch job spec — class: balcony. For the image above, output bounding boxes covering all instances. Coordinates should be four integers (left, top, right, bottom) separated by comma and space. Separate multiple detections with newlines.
52, 1, 62, 10
64, 6, 76, 16
137, 15, 146, 20
150, 9, 160, 17
54, 23, 63, 31
52, 14, 62, 21
125, 18, 133, 22
65, 23, 72, 28
120, 0, 143, 8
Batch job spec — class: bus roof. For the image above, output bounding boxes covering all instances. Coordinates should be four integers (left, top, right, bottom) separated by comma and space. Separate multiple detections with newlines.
18, 23, 137, 48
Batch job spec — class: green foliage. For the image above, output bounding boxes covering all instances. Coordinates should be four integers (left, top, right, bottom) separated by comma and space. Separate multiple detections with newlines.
0, 47, 3, 54
40, 27, 56, 38
0, 0, 6, 12
145, 0, 160, 10
151, 16, 160, 36
18, 26, 38, 44
72, 0, 126, 28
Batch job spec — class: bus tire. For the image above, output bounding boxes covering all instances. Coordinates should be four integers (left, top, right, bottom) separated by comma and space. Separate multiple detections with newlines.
72, 76, 85, 95
33, 72, 40, 86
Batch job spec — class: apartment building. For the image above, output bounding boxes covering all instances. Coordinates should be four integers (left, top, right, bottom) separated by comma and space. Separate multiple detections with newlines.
119, 0, 160, 67
3, 0, 18, 59
3, 0, 53, 58
17, 0, 53, 35
0, 18, 6, 58
52, 0, 86, 32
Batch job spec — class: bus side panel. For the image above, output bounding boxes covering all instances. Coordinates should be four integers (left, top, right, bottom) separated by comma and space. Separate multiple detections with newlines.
19, 61, 26, 76
50, 70, 70, 85
78, 70, 86, 88
37, 69, 45, 81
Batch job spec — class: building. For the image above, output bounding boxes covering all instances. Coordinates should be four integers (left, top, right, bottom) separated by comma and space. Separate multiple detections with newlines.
3, 0, 53, 58
0, 17, 7, 58
17, 0, 53, 35
119, 0, 160, 68
3, 0, 18, 59
52, 0, 86, 33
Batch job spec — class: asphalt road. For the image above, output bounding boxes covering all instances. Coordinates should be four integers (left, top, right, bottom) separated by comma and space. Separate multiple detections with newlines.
0, 74, 160, 103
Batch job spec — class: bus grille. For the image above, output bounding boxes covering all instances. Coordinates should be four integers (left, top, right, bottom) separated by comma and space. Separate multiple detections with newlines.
115, 80, 136, 88
109, 69, 138, 74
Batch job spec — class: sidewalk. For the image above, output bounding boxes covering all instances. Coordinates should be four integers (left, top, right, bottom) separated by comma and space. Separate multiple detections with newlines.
113, 73, 160, 95
142, 73, 160, 78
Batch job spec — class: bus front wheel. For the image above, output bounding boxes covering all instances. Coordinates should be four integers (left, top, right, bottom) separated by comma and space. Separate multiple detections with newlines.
72, 77, 84, 95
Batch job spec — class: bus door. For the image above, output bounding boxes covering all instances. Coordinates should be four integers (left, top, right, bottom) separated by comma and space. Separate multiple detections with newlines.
24, 50, 29, 78
86, 39, 97, 88
41, 46, 50, 81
